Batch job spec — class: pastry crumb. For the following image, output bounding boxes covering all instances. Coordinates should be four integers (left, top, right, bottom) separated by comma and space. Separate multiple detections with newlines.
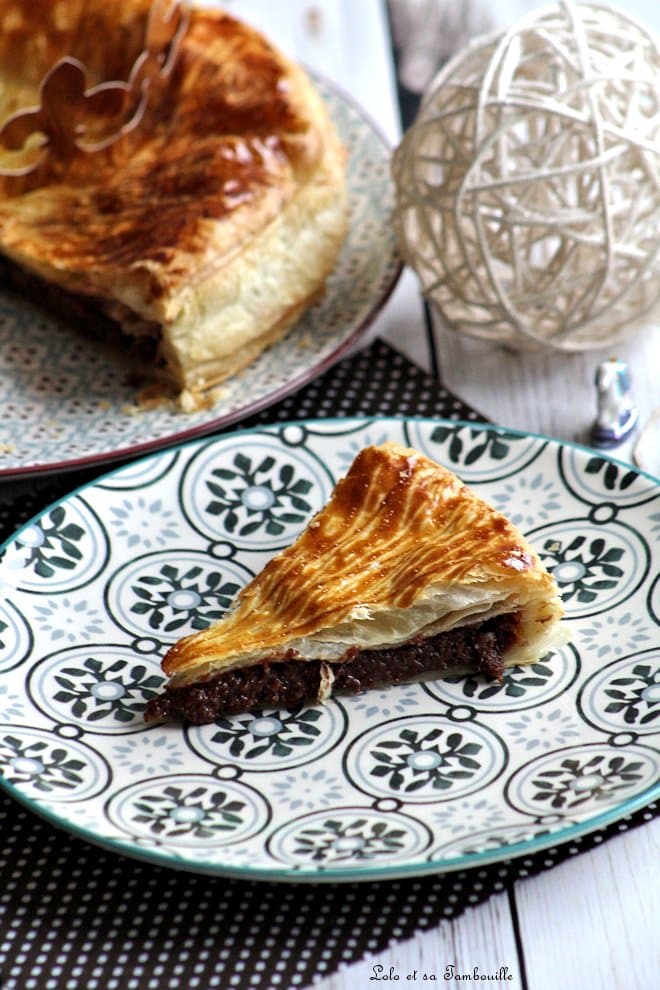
177, 388, 214, 413
209, 383, 233, 402
122, 382, 178, 415
317, 662, 335, 703
138, 383, 177, 410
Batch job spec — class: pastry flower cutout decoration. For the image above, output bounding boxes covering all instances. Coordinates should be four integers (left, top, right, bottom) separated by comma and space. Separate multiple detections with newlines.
0, 0, 189, 178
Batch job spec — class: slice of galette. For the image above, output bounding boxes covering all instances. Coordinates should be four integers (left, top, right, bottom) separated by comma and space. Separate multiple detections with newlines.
145, 442, 565, 723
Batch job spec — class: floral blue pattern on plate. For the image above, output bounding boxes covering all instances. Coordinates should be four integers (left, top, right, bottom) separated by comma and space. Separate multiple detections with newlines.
0, 79, 402, 479
0, 416, 658, 881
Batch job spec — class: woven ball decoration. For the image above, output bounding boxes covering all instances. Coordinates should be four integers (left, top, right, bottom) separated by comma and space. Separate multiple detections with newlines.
392, 1, 660, 351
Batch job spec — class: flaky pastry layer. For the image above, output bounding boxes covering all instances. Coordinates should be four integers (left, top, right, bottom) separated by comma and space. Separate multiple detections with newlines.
163, 443, 566, 688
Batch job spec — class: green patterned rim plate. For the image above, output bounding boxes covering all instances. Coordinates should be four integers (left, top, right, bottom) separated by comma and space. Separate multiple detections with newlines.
0, 417, 658, 882
0, 78, 402, 479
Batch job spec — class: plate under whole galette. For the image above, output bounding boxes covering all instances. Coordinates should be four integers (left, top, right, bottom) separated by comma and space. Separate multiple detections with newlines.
0, 78, 401, 479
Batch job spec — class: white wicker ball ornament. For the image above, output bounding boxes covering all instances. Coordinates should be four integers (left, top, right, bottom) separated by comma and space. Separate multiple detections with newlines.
392, 1, 660, 351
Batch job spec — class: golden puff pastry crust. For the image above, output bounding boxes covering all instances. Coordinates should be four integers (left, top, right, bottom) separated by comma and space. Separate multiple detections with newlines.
160, 442, 566, 693
0, 0, 348, 401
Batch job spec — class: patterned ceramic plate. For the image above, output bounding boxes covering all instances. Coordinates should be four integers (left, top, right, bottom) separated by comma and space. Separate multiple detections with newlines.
0, 80, 401, 479
0, 417, 658, 882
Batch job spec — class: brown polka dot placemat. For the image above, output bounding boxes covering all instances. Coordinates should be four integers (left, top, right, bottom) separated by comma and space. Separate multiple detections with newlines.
0, 339, 657, 990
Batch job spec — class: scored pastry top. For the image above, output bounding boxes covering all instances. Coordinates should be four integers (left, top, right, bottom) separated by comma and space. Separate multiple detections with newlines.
0, 0, 329, 300
164, 443, 566, 686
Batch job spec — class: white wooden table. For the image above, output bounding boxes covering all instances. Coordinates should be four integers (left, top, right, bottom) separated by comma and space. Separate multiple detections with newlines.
207, 3, 660, 988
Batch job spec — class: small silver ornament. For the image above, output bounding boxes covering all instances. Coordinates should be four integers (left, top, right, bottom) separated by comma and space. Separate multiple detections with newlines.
590, 359, 639, 449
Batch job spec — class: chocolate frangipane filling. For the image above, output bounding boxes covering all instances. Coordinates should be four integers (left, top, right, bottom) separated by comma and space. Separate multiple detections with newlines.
144, 613, 518, 725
